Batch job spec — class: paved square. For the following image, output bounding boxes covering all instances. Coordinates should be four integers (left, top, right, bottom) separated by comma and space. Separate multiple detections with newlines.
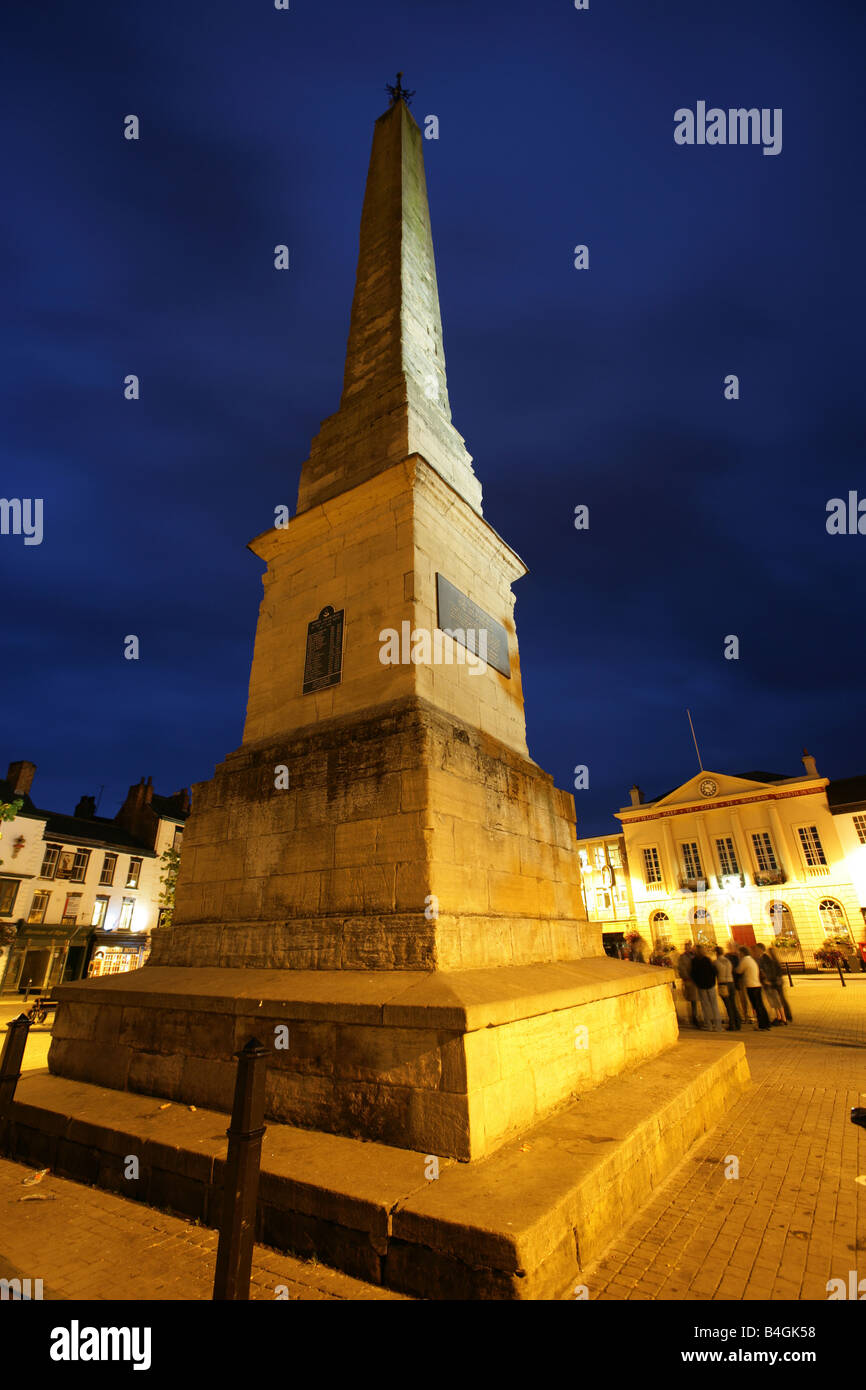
1, 977, 863, 1300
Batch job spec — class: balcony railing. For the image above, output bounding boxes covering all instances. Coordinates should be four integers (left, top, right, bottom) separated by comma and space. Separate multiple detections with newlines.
805, 864, 831, 879
679, 877, 708, 893
716, 872, 746, 890
753, 869, 786, 887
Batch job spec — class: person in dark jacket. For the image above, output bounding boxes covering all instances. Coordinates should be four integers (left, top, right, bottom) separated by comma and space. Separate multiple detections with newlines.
677, 943, 700, 1027
756, 943, 787, 1025
714, 946, 741, 1030
691, 945, 723, 1031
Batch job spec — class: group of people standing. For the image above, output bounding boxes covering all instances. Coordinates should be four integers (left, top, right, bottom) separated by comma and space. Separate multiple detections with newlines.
675, 941, 792, 1032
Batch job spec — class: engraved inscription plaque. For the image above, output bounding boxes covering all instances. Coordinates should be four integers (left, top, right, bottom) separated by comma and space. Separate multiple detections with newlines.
436, 574, 510, 678
303, 605, 344, 694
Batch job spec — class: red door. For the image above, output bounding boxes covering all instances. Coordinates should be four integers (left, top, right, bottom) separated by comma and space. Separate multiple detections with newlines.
730, 924, 756, 948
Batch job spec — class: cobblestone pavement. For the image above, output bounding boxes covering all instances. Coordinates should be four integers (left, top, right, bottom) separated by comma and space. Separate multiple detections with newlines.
0, 1157, 407, 1301
582, 976, 866, 1301
1, 978, 862, 1301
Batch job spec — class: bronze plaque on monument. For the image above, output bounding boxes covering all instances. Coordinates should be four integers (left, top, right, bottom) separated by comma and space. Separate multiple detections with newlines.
436, 573, 510, 677
303, 605, 344, 693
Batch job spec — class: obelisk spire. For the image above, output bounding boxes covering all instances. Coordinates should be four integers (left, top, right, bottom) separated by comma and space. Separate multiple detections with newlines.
296, 87, 482, 517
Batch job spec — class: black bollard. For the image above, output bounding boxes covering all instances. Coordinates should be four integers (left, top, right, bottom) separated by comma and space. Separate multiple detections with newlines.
0, 1015, 31, 1152
836, 957, 847, 989
212, 1037, 269, 1301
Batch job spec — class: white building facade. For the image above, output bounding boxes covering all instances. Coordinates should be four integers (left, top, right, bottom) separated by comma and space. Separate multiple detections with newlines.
616, 753, 866, 968
0, 762, 187, 994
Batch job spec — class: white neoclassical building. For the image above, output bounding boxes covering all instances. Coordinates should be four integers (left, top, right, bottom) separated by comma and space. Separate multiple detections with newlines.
615, 752, 866, 967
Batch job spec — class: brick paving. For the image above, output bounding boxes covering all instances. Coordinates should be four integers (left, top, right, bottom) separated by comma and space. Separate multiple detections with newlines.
0, 1157, 406, 1300
1, 976, 863, 1301
582, 976, 866, 1301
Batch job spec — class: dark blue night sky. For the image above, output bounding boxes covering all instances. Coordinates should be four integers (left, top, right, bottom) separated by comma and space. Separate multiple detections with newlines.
3, 0, 864, 836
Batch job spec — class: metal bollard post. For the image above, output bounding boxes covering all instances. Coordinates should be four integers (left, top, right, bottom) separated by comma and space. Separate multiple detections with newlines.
212, 1038, 269, 1301
0, 1015, 31, 1114
836, 958, 847, 989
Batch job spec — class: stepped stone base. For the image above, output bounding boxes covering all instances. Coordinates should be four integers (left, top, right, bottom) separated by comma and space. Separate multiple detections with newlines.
47, 959, 678, 1160
3, 1036, 750, 1299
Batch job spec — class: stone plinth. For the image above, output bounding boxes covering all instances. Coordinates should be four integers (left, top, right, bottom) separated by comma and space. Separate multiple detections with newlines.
48, 958, 677, 1161
154, 694, 592, 974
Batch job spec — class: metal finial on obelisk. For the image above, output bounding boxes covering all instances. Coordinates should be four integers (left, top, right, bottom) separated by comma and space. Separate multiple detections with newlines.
385, 70, 415, 107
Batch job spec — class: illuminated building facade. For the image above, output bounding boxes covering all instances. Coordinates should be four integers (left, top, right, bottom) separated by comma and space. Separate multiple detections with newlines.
615, 752, 866, 968
0, 761, 188, 993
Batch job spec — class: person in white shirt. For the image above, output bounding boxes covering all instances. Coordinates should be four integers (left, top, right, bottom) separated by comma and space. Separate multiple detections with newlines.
736, 947, 771, 1030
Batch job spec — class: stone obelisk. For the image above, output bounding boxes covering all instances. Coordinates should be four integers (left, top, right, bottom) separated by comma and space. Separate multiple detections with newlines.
49, 90, 677, 1160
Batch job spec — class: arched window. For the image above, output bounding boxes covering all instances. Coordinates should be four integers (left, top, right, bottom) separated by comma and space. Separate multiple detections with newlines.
688, 906, 716, 945
767, 901, 795, 937
819, 899, 851, 941
649, 909, 671, 947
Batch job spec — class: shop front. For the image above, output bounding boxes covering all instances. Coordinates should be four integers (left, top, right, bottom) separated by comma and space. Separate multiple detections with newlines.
0, 920, 91, 995
86, 930, 149, 978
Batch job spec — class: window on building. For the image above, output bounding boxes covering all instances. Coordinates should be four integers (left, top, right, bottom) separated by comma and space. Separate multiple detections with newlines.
118, 897, 135, 931
751, 831, 778, 873
593, 846, 606, 870
27, 890, 50, 924
797, 825, 827, 867
0, 879, 21, 916
61, 893, 82, 926
680, 841, 703, 880
614, 885, 628, 907
89, 947, 141, 978
689, 906, 715, 944
125, 857, 143, 889
642, 846, 662, 885
715, 837, 740, 876
172, 827, 184, 851
55, 849, 91, 883
819, 899, 849, 939
595, 888, 612, 913
767, 901, 795, 938
578, 848, 589, 870
607, 845, 622, 869
100, 853, 118, 886
91, 896, 109, 930
650, 909, 671, 942
853, 814, 866, 845
40, 844, 61, 879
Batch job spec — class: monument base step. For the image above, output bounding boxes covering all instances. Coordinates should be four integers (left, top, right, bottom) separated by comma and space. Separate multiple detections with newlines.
46, 960, 680, 1159
2, 1035, 749, 1299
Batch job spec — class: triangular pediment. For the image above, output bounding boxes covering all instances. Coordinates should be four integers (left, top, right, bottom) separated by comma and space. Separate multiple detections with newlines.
650, 771, 785, 808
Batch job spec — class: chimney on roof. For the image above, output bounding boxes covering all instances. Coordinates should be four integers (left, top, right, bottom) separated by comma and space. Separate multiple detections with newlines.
175, 788, 191, 814
6, 761, 36, 797
629, 784, 644, 806
74, 794, 96, 819
144, 776, 153, 805
802, 748, 819, 778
